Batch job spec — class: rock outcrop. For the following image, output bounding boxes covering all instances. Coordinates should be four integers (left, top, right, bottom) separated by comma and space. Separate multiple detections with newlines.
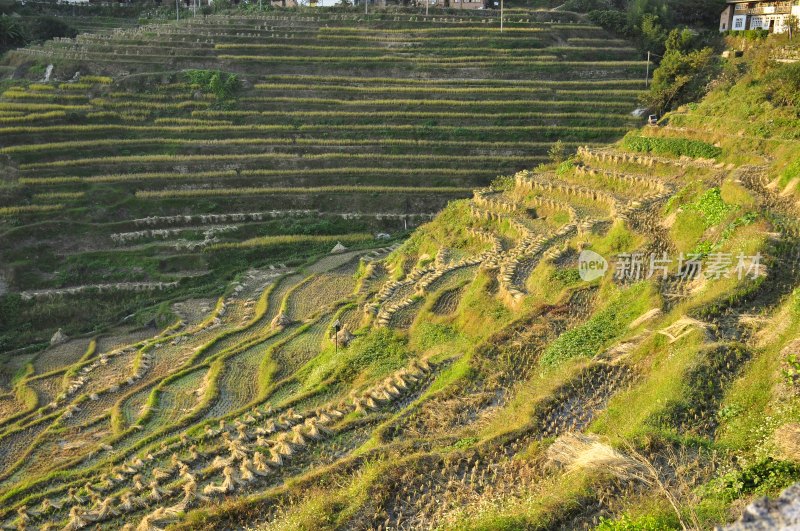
722, 482, 800, 530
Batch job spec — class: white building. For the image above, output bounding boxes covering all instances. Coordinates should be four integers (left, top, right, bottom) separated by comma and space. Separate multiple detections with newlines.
720, 1, 800, 33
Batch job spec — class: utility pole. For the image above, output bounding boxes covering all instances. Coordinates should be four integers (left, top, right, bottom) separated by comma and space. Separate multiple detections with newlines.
425, 0, 428, 17
500, 0, 504, 32
365, 0, 368, 15
645, 51, 651, 87
176, 0, 180, 21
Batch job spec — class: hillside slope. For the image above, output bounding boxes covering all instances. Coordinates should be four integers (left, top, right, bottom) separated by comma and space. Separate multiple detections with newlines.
0, 12, 799, 531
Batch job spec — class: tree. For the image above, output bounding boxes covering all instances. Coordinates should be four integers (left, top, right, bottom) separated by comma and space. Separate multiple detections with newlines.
639, 13, 667, 54
669, 0, 726, 28
645, 42, 717, 112
26, 16, 77, 43
664, 27, 694, 53
588, 9, 633, 38
643, 27, 719, 112
0, 14, 25, 53
627, 0, 669, 24
787, 15, 798, 40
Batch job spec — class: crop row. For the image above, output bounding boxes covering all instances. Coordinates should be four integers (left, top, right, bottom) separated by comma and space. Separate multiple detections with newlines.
31, 192, 85, 201
225, 89, 643, 105
88, 99, 211, 111
258, 74, 644, 87
19, 152, 536, 171
57, 110, 635, 127
1, 137, 585, 156
181, 111, 636, 124
250, 85, 641, 99
0, 111, 68, 124
318, 25, 584, 34
23, 50, 637, 69
101, 91, 213, 102
17, 167, 489, 185
0, 102, 91, 112
212, 42, 632, 55
136, 185, 472, 199
71, 41, 586, 57
1, 91, 89, 101
0, 123, 632, 136
0, 205, 63, 216
217, 54, 643, 66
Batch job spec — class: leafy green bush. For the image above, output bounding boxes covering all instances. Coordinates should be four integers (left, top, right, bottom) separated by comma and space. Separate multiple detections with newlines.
549, 139, 567, 164
490, 175, 515, 192
783, 354, 800, 386
622, 135, 722, 159
184, 70, 241, 101
722, 29, 769, 40
556, 158, 576, 176
549, 267, 581, 285
691, 187, 734, 227
716, 458, 800, 502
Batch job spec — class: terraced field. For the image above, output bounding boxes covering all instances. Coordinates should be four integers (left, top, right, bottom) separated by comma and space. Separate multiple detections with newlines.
3, 6, 798, 530
0, 112, 795, 527
0, 9, 646, 353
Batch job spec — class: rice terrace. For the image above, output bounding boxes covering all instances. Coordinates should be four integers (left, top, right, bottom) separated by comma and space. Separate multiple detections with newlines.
0, 0, 800, 529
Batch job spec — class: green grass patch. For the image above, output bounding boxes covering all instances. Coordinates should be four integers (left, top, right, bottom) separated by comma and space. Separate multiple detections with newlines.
622, 134, 722, 159
540, 282, 653, 368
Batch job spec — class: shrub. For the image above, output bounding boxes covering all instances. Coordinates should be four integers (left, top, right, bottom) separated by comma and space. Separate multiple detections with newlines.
690, 187, 734, 227
548, 139, 567, 164
185, 70, 241, 101
716, 458, 800, 502
783, 354, 800, 386
722, 29, 769, 40
490, 175, 515, 192
764, 62, 800, 109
